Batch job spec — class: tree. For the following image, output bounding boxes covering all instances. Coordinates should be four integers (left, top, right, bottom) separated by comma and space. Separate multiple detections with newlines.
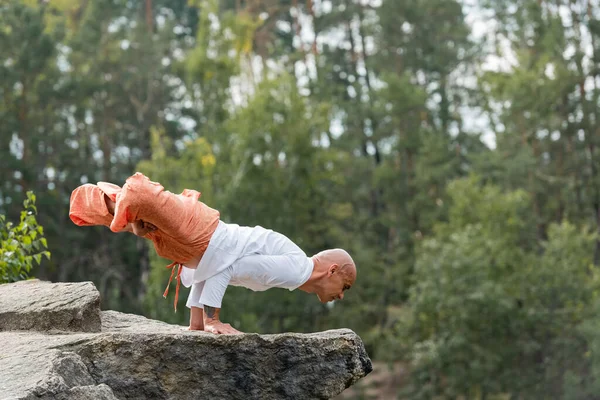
388, 176, 599, 399
478, 0, 600, 259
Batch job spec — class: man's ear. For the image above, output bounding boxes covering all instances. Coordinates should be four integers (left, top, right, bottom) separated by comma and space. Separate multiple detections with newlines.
328, 264, 339, 276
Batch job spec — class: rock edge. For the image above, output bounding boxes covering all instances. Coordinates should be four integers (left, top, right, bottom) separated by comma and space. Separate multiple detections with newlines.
0, 280, 372, 400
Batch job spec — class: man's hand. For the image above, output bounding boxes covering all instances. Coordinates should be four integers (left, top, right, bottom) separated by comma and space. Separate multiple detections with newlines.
203, 305, 243, 335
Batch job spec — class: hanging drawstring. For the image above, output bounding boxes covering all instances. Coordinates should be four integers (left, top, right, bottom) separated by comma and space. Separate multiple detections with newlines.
163, 261, 183, 312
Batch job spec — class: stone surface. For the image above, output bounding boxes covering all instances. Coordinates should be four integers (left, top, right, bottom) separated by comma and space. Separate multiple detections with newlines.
0, 280, 101, 333
0, 281, 372, 399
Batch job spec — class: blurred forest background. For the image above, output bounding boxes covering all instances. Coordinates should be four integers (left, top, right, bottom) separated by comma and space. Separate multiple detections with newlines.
2, 0, 600, 398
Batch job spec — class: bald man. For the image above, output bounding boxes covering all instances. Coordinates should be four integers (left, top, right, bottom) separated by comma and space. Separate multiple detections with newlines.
70, 173, 357, 335
183, 239, 356, 335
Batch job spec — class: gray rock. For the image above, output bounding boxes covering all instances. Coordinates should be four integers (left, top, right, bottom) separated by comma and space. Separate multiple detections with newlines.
49, 384, 119, 400
0, 280, 101, 333
0, 281, 372, 400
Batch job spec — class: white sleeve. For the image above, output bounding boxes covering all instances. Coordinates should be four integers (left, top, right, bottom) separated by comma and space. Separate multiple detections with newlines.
231, 253, 311, 290
186, 281, 206, 309
198, 267, 233, 308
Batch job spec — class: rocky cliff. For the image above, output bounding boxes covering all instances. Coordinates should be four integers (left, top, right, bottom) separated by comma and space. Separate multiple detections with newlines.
0, 280, 372, 399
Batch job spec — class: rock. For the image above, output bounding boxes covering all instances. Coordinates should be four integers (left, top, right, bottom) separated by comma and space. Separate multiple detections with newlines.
0, 280, 101, 333
46, 384, 119, 400
0, 281, 372, 399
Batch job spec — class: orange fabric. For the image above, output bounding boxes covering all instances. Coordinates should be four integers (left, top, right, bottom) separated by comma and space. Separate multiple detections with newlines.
163, 262, 183, 312
109, 173, 220, 263
97, 182, 121, 201
69, 184, 114, 227
69, 172, 221, 311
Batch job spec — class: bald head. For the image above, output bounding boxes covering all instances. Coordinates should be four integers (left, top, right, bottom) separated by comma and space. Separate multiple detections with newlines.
314, 248, 356, 279
306, 248, 356, 303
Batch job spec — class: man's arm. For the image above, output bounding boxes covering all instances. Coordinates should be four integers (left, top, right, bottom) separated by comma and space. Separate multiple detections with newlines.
185, 280, 236, 333
186, 281, 205, 331
198, 267, 242, 335
189, 306, 204, 331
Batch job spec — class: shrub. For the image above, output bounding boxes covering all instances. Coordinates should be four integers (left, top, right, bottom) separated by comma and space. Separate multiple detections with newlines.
0, 191, 50, 283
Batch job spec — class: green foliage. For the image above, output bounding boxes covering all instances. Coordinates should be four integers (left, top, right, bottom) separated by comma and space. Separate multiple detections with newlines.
387, 177, 599, 399
4, 0, 600, 396
0, 192, 50, 283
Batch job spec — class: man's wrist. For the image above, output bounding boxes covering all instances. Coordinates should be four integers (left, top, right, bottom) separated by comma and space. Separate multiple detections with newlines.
189, 306, 205, 330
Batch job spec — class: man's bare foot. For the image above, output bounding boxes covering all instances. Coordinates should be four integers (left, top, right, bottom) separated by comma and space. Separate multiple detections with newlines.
204, 320, 243, 335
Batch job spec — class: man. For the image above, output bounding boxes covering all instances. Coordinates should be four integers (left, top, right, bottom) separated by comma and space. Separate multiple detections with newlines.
69, 172, 356, 335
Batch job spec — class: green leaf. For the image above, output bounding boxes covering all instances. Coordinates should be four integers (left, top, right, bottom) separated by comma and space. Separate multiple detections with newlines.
0, 189, 46, 284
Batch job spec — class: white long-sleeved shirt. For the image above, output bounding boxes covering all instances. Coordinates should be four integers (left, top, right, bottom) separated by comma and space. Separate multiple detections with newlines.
180, 221, 313, 308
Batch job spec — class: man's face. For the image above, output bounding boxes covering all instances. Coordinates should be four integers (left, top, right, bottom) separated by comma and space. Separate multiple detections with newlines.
316, 265, 355, 303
